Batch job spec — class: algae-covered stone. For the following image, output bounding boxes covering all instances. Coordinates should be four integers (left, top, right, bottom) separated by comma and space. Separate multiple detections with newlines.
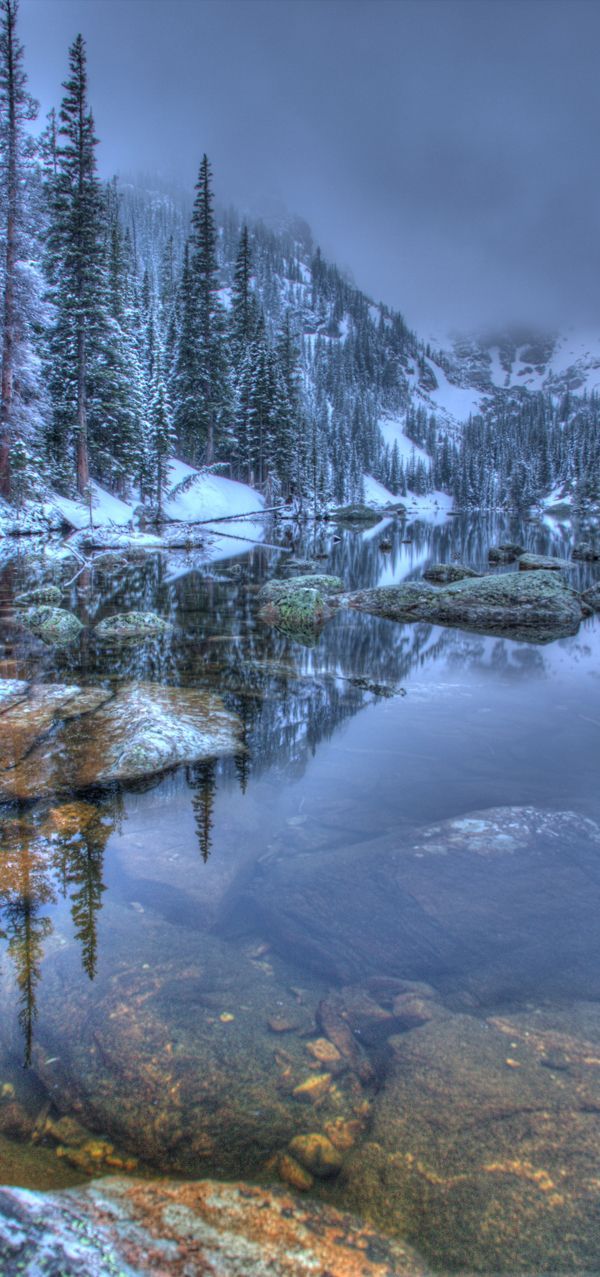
259, 583, 337, 646
277, 1153, 314, 1191
422, 563, 480, 584
19, 605, 82, 646
343, 569, 584, 643
15, 585, 62, 606
94, 611, 171, 640
343, 1004, 600, 1274
292, 1073, 332, 1104
288, 1133, 343, 1178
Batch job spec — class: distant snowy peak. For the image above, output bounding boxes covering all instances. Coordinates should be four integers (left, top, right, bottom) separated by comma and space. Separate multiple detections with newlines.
435, 327, 600, 401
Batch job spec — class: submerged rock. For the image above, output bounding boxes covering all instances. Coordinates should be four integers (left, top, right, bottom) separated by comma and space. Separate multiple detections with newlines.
0, 1176, 428, 1276
225, 807, 600, 1000
343, 570, 584, 642
343, 1004, 600, 1274
0, 680, 110, 778
422, 563, 480, 583
22, 922, 358, 1181
488, 543, 525, 563
18, 605, 82, 646
0, 681, 242, 800
517, 552, 573, 571
94, 611, 172, 640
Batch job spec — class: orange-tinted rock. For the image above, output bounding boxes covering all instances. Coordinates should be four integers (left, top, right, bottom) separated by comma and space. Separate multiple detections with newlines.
0, 1176, 430, 1275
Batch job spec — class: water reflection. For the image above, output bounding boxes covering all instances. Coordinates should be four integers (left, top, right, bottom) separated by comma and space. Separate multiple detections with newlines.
0, 512, 599, 1270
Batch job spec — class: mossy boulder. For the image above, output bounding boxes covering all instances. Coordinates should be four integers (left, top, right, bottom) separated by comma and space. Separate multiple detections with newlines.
488, 543, 525, 563
517, 553, 573, 571
259, 575, 344, 605
15, 585, 62, 606
94, 611, 171, 641
18, 606, 82, 646
331, 504, 382, 526
422, 563, 480, 584
343, 569, 584, 643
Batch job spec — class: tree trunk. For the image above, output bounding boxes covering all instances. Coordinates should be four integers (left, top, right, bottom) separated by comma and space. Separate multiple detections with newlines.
76, 324, 89, 494
0, 0, 18, 502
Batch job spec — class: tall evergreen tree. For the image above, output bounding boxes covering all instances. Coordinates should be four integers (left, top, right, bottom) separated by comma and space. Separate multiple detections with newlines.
47, 34, 105, 493
0, 0, 40, 500
189, 153, 230, 463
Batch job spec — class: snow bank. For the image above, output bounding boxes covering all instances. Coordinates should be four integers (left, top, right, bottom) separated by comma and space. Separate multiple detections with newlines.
363, 474, 399, 506
163, 460, 265, 524
50, 482, 135, 529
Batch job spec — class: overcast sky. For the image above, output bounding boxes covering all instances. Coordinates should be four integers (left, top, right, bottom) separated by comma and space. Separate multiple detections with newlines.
20, 0, 600, 335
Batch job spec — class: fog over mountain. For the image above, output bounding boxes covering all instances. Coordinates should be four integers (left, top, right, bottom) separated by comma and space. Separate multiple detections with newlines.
20, 0, 600, 333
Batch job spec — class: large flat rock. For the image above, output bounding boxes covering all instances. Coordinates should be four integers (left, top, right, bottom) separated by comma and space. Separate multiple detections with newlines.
343, 1004, 600, 1273
0, 679, 242, 801
222, 807, 600, 1001
342, 570, 585, 642
0, 1176, 429, 1276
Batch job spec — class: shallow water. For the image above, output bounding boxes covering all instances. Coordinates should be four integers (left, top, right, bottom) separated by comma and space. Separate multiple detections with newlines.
0, 510, 599, 1273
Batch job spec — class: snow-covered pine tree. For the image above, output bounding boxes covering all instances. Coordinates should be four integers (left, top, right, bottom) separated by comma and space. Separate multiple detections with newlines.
148, 348, 175, 516
46, 34, 106, 494
189, 154, 231, 464
0, 0, 43, 501
230, 224, 259, 362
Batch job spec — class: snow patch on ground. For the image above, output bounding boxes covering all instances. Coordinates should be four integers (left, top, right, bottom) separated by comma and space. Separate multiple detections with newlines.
377, 418, 432, 466
424, 360, 483, 423
363, 474, 399, 506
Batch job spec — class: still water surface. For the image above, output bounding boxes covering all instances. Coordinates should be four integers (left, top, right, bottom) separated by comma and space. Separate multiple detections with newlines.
0, 511, 599, 1272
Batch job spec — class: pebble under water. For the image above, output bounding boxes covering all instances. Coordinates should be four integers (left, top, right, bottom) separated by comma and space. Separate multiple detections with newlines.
0, 509, 599, 1274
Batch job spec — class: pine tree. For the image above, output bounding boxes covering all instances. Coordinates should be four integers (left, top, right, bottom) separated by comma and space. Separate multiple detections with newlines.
230, 224, 258, 359
189, 154, 230, 463
46, 34, 106, 494
148, 349, 175, 515
0, 0, 41, 500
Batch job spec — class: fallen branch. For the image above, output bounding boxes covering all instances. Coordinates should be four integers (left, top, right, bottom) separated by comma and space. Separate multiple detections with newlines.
163, 505, 283, 527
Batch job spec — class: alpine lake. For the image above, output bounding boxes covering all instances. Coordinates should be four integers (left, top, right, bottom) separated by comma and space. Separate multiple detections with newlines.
0, 508, 599, 1275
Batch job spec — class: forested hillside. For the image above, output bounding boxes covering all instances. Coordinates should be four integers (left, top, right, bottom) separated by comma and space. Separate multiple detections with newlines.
0, 0, 598, 521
